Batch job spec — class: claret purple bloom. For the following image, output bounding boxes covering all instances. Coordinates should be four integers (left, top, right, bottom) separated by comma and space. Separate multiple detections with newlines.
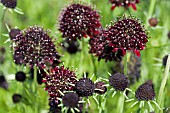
59, 3, 101, 40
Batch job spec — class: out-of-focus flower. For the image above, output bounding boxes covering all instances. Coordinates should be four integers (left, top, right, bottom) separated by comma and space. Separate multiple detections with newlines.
1, 0, 17, 9
148, 18, 158, 27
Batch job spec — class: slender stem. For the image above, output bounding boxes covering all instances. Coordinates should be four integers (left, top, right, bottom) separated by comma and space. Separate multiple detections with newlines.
0, 8, 7, 38
91, 55, 97, 80
82, 98, 87, 113
33, 66, 38, 113
117, 54, 128, 113
157, 55, 170, 112
146, 0, 156, 26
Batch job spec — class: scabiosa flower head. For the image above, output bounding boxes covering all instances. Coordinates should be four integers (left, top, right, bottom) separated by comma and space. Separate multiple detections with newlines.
135, 80, 155, 101
75, 78, 95, 97
109, 73, 128, 91
62, 92, 79, 108
1, 0, 17, 9
95, 81, 107, 94
43, 66, 77, 103
89, 29, 124, 61
59, 3, 101, 40
15, 71, 26, 82
109, 0, 140, 11
12, 94, 22, 103
13, 26, 60, 68
148, 18, 158, 27
105, 16, 148, 57
9, 28, 21, 41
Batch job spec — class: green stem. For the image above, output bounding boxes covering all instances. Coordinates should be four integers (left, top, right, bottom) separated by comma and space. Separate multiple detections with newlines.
157, 55, 170, 113
146, 0, 156, 26
0, 8, 7, 39
82, 98, 87, 113
117, 54, 128, 113
91, 55, 97, 80
33, 66, 39, 113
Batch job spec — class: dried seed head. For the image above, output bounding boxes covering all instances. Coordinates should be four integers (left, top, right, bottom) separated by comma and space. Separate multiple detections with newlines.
59, 3, 101, 40
95, 81, 107, 94
109, 0, 140, 10
135, 80, 155, 101
15, 71, 26, 82
0, 73, 8, 90
62, 37, 80, 54
43, 66, 77, 103
162, 55, 168, 67
168, 31, 170, 40
1, 0, 17, 9
62, 92, 79, 108
105, 16, 148, 57
13, 26, 60, 68
0, 47, 5, 54
75, 78, 95, 97
148, 18, 158, 27
109, 73, 128, 91
12, 94, 22, 103
9, 29, 21, 41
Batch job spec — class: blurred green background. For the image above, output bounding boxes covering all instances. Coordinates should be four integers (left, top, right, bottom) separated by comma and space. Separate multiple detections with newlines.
0, 0, 170, 113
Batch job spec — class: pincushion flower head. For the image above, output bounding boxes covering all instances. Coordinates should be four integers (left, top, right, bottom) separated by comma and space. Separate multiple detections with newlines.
105, 16, 148, 57
43, 66, 77, 104
89, 29, 124, 61
59, 3, 101, 40
109, 0, 140, 11
12, 26, 60, 68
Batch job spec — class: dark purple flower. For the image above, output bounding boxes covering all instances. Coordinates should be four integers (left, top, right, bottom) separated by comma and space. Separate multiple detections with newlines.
62, 38, 80, 54
75, 78, 95, 97
15, 71, 26, 82
109, 0, 140, 11
59, 3, 101, 40
0, 73, 8, 90
13, 26, 60, 68
12, 94, 22, 103
1, 0, 17, 9
62, 92, 79, 108
105, 16, 148, 57
43, 66, 77, 104
109, 73, 128, 91
135, 80, 155, 101
89, 29, 124, 61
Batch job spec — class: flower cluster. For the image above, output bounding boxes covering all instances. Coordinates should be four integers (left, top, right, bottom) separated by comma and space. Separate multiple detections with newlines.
43, 66, 77, 103
109, 0, 140, 10
89, 16, 148, 61
12, 26, 60, 68
59, 3, 101, 40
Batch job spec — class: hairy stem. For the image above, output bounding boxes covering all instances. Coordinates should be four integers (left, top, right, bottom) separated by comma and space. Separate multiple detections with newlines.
157, 55, 170, 113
